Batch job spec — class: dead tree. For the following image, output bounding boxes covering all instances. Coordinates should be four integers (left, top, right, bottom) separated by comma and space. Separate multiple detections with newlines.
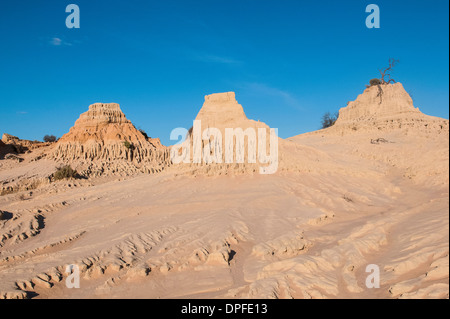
379, 58, 399, 84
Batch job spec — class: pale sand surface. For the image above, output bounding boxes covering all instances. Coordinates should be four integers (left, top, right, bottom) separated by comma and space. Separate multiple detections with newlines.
0, 128, 447, 299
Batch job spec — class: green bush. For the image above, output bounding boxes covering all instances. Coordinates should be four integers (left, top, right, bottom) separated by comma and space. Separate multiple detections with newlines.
369, 78, 382, 86
53, 165, 78, 181
123, 140, 134, 150
321, 112, 339, 129
43, 135, 57, 143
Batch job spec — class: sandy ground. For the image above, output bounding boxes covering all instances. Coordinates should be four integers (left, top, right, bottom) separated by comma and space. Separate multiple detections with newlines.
0, 124, 448, 299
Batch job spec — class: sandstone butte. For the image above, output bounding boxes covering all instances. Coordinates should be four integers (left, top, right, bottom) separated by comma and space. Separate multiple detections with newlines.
289, 82, 449, 186
50, 102, 170, 176
332, 82, 448, 133
171, 91, 279, 175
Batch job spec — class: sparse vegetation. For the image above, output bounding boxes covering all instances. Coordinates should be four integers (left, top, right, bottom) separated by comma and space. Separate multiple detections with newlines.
321, 112, 339, 129
366, 58, 399, 89
343, 194, 354, 203
123, 140, 134, 150
371, 138, 390, 144
139, 129, 149, 139
43, 135, 57, 143
53, 165, 79, 181
369, 78, 382, 86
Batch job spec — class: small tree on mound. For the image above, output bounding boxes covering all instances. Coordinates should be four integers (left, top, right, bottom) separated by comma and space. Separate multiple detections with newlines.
379, 58, 399, 84
43, 135, 57, 143
366, 59, 399, 88
321, 112, 339, 129
53, 165, 79, 181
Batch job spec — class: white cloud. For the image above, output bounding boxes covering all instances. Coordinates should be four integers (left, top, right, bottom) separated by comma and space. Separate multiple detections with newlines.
49, 37, 73, 46
188, 51, 242, 65
199, 54, 241, 65
240, 82, 303, 110
50, 37, 62, 46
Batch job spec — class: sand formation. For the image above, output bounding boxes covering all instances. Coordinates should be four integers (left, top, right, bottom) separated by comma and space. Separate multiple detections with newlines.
4, 83, 447, 177
0, 134, 49, 160
51, 103, 170, 176
293, 82, 449, 186
173, 84, 449, 178
332, 83, 448, 134
172, 92, 279, 175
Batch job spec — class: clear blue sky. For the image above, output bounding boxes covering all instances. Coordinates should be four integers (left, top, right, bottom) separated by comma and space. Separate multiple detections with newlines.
0, 0, 448, 145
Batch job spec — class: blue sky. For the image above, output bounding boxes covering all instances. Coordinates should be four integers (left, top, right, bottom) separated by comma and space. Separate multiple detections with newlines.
0, 0, 448, 145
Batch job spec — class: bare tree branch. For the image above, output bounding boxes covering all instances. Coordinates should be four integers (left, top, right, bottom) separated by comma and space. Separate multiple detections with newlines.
380, 58, 399, 84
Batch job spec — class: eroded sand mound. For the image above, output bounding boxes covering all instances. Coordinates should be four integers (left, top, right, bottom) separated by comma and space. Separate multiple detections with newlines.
291, 83, 449, 186
332, 83, 448, 134
1, 134, 50, 158
171, 92, 279, 175
51, 103, 170, 176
